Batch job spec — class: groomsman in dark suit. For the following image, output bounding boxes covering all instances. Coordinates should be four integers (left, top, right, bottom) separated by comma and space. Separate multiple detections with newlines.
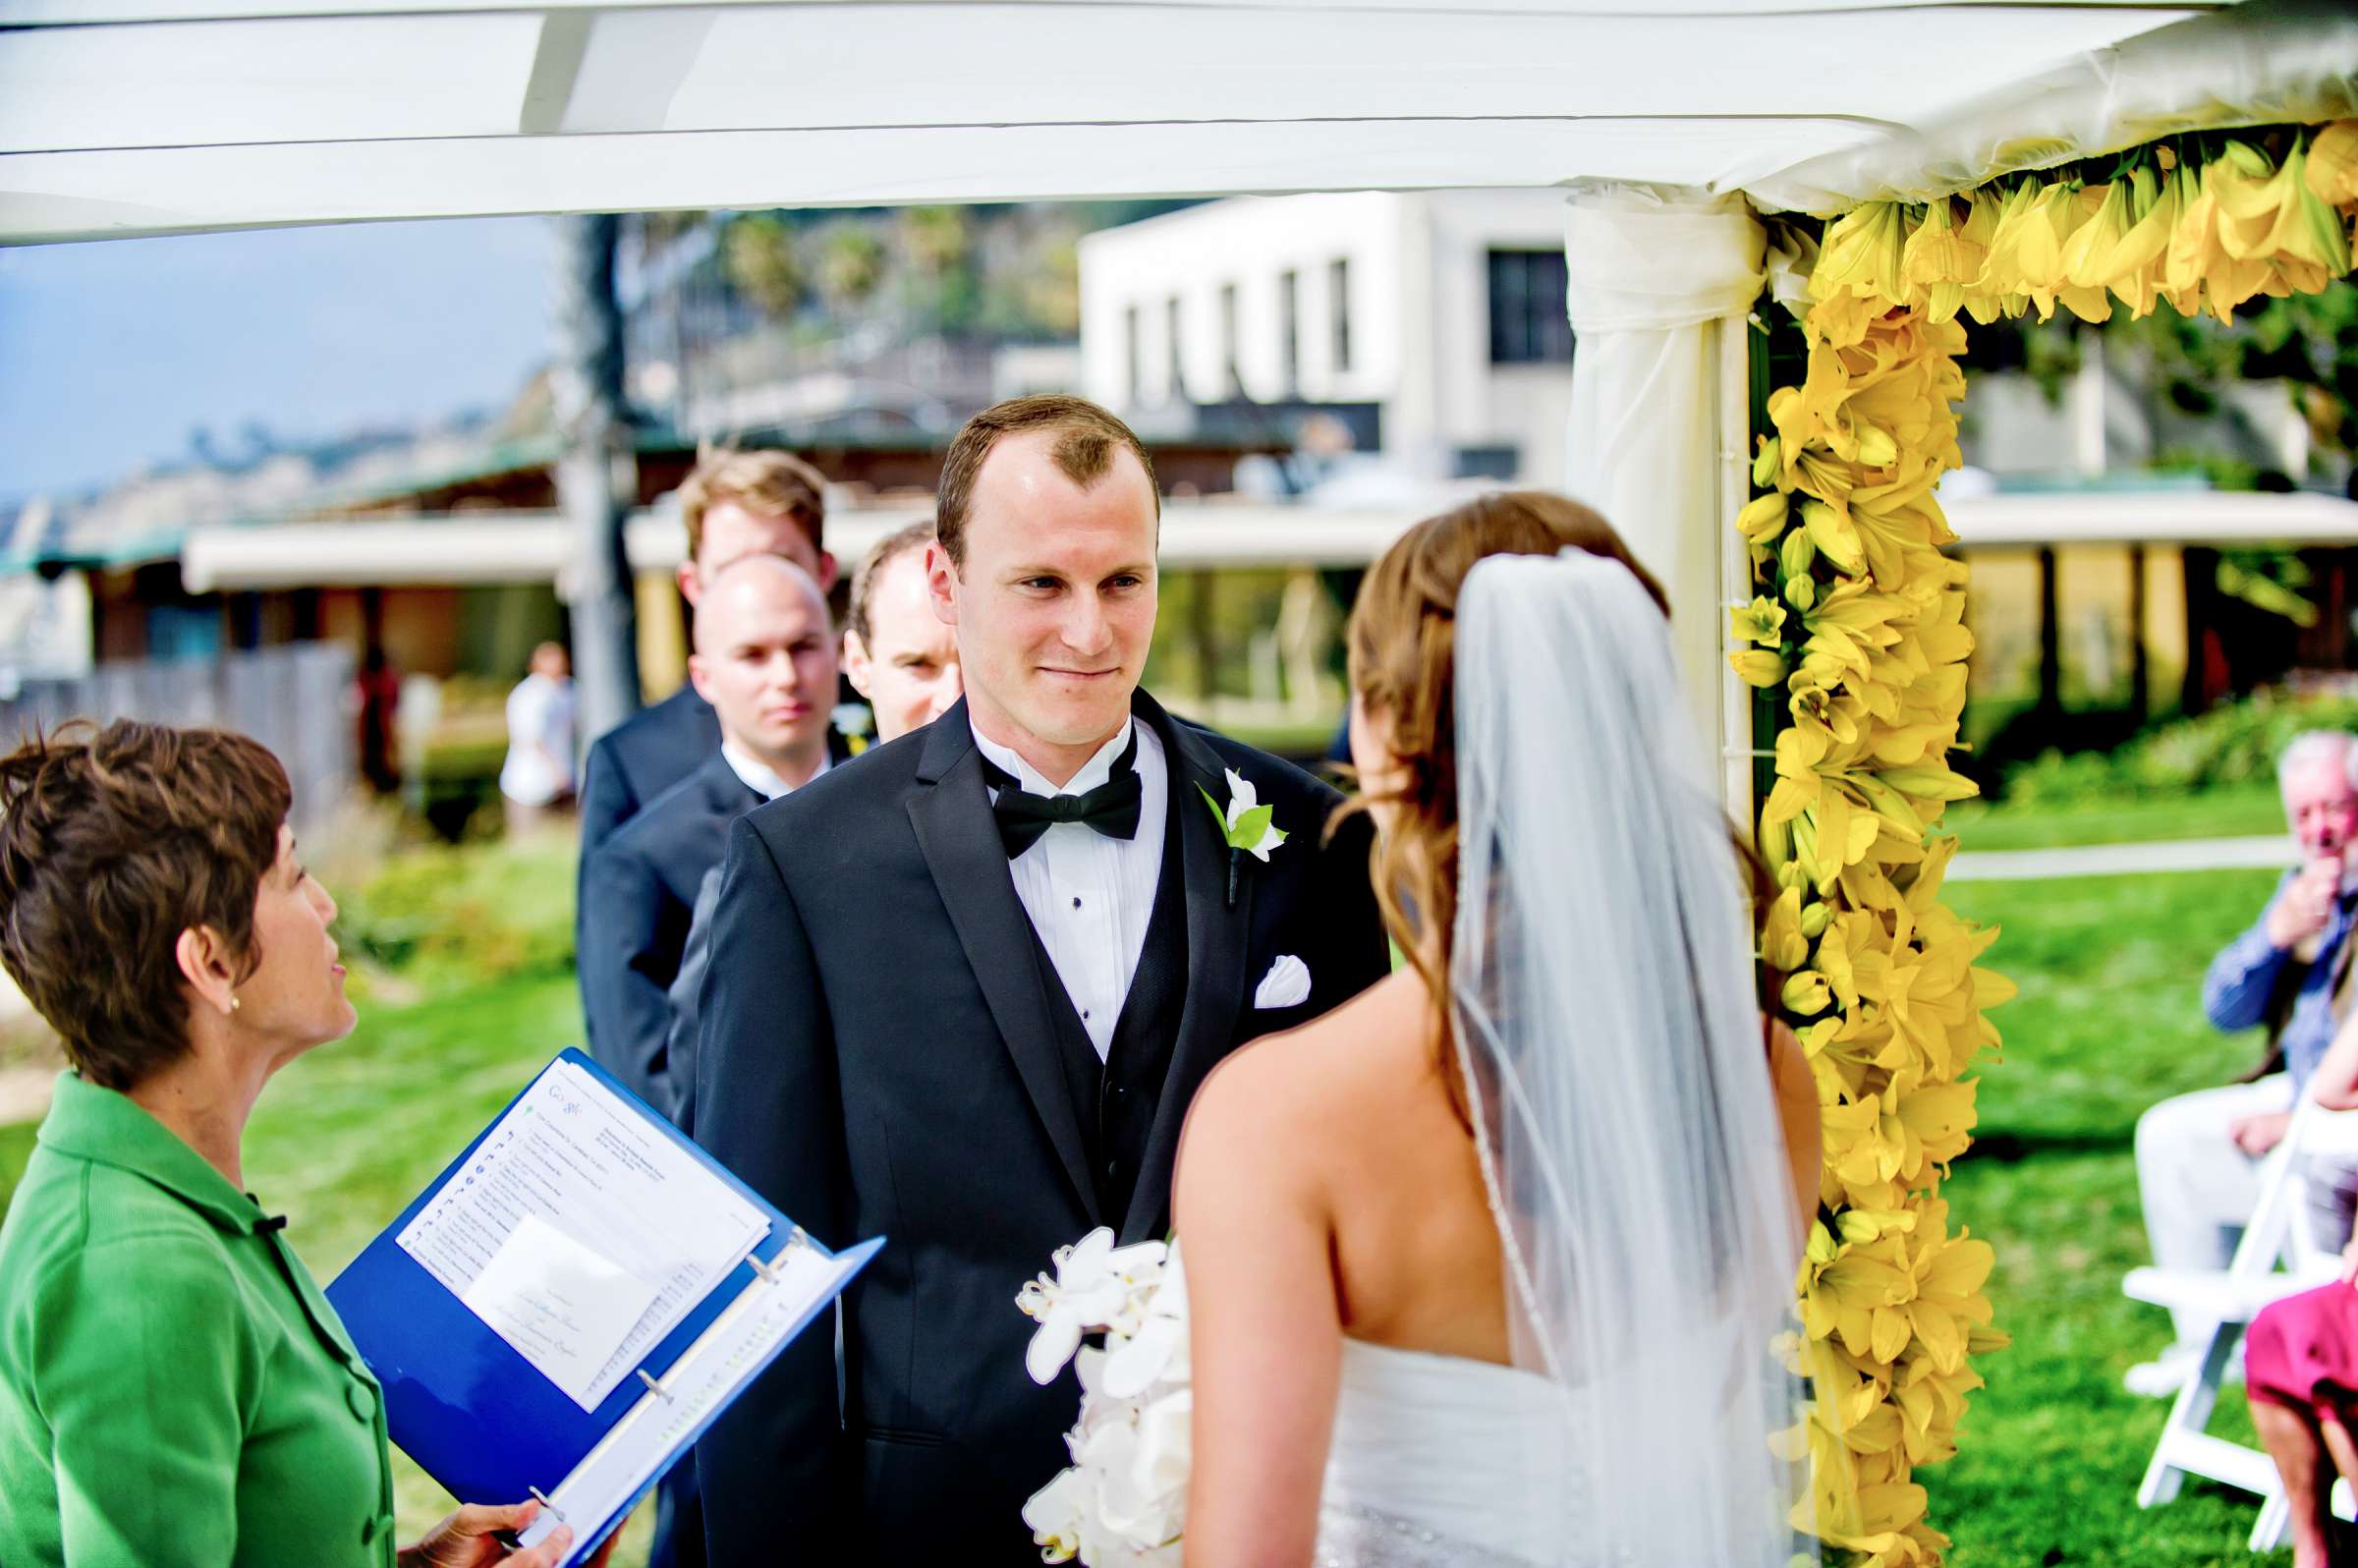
694, 396, 1391, 1564
579, 553, 845, 1117
666, 521, 959, 1137
577, 449, 836, 860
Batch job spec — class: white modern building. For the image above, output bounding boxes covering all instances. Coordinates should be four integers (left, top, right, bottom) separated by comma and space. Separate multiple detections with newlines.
1078, 191, 1579, 489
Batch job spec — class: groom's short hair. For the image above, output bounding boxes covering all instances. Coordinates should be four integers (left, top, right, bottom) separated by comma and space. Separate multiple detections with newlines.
934, 394, 1159, 569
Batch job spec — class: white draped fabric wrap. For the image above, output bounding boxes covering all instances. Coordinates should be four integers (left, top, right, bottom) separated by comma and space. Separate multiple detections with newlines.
1560, 183, 1763, 812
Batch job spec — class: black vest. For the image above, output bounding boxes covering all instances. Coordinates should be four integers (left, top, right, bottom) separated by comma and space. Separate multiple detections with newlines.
1028, 807, 1189, 1230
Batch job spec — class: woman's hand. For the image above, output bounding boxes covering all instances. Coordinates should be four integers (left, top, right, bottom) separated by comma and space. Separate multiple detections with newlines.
398, 1499, 620, 1568
2340, 1232, 2358, 1289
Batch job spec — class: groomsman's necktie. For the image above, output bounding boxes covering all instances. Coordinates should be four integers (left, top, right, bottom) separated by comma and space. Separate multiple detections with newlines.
980, 724, 1144, 859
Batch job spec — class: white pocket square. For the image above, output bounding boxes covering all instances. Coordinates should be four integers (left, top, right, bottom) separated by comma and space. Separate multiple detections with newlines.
1254, 954, 1312, 1010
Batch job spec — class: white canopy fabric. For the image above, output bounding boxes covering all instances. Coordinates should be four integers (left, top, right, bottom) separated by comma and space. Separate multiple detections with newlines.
16, 0, 2350, 244
1560, 183, 1764, 807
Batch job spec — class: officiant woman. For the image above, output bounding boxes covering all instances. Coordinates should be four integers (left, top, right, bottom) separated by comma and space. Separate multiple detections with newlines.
0, 720, 605, 1568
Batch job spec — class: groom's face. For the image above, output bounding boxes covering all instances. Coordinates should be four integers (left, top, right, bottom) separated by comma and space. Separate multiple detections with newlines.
933, 430, 1158, 765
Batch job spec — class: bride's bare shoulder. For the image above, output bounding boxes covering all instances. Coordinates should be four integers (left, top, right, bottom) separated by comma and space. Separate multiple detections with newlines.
1177, 969, 1433, 1184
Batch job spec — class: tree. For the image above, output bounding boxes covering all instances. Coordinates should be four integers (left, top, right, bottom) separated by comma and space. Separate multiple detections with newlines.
815, 224, 887, 313
722, 213, 806, 319
550, 213, 640, 744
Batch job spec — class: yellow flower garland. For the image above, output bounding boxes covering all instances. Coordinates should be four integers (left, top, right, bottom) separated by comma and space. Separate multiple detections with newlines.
1735, 119, 2358, 1566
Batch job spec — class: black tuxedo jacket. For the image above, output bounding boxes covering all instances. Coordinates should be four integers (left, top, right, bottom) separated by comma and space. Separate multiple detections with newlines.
692, 692, 1388, 1564
580, 734, 851, 1119
578, 685, 722, 860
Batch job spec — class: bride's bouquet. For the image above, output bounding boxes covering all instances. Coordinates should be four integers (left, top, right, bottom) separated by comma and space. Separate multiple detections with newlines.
1015, 1228, 1193, 1566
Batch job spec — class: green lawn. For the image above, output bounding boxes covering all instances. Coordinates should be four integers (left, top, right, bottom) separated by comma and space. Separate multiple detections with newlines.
0, 812, 2321, 1564
1938, 868, 2286, 1565
1944, 784, 2287, 855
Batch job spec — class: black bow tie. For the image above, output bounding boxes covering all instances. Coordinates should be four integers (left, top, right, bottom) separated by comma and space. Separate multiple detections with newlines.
980, 725, 1143, 859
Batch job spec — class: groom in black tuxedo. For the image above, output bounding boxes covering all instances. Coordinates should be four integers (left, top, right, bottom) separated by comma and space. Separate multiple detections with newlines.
693, 395, 1389, 1563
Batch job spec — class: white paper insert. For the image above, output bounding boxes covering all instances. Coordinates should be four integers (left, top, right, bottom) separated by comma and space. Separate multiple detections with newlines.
513, 1241, 860, 1558
397, 1058, 768, 1411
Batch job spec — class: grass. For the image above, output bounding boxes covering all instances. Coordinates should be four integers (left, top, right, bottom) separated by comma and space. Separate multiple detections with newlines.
1937, 867, 2291, 1565
1944, 784, 2287, 855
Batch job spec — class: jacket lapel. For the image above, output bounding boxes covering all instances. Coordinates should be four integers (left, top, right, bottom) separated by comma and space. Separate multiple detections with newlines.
906, 700, 1102, 1226
1121, 691, 1255, 1242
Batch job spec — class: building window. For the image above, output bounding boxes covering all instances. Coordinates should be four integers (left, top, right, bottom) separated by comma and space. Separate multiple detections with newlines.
1488, 250, 1574, 364
1329, 257, 1352, 374
1278, 269, 1300, 396
1165, 296, 1184, 402
1125, 305, 1145, 405
1219, 282, 1242, 399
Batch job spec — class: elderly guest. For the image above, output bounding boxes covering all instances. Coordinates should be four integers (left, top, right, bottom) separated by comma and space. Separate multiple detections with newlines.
0, 721, 602, 1568
2131, 731, 2358, 1398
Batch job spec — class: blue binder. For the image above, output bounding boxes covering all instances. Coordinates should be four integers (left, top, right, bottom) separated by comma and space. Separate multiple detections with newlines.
327, 1047, 880, 1564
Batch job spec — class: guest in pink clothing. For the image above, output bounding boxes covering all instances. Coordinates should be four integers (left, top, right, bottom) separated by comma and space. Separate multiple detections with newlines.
2249, 1016, 2358, 1567
2251, 1276, 2358, 1566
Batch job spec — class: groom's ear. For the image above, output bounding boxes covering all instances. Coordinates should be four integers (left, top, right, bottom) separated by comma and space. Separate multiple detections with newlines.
926, 540, 960, 628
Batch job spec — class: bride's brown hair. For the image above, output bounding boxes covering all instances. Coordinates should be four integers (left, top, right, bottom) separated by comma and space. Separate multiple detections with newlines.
1340, 492, 1770, 1105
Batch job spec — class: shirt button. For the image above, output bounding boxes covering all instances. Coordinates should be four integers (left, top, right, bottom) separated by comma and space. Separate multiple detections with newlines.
1105, 1159, 1119, 1179
1073, 896, 1082, 909
347, 1380, 376, 1421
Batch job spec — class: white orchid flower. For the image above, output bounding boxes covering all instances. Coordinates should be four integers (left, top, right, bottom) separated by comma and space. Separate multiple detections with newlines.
1101, 1245, 1189, 1398
1020, 1229, 1169, 1385
1022, 1467, 1089, 1563
1128, 1387, 1193, 1511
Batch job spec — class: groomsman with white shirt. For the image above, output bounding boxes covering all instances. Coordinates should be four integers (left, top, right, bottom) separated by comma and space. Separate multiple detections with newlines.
578, 553, 849, 1118
691, 395, 1389, 1564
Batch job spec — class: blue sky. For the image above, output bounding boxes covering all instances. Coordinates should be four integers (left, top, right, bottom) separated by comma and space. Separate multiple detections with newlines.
0, 217, 555, 504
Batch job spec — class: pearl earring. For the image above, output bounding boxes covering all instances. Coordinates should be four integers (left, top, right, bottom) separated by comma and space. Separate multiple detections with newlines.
228, 995, 241, 1014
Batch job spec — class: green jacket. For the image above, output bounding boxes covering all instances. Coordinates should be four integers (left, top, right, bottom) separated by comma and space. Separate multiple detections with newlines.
0, 1073, 397, 1567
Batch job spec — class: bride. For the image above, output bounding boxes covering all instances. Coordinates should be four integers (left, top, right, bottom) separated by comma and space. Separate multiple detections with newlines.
1172, 492, 1823, 1567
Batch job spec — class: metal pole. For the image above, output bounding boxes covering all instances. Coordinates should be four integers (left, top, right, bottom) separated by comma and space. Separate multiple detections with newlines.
551, 213, 641, 745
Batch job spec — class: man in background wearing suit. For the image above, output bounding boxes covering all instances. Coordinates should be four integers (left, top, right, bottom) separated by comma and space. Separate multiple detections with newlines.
577, 449, 836, 859
574, 553, 841, 1568
666, 521, 960, 1136
580, 554, 844, 1117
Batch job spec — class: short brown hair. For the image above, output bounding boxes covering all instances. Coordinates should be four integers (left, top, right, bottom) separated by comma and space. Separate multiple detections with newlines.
934, 394, 1158, 568
679, 447, 828, 563
848, 521, 937, 649
0, 721, 291, 1092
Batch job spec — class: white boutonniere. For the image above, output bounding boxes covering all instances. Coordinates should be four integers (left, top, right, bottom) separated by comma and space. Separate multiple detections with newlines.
1198, 768, 1287, 862
1198, 769, 1287, 908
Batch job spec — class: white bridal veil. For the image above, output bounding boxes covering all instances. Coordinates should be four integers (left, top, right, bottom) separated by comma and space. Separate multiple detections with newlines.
1450, 548, 1813, 1567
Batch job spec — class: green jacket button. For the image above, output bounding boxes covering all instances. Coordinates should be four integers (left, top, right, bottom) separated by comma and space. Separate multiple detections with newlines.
347, 1380, 375, 1421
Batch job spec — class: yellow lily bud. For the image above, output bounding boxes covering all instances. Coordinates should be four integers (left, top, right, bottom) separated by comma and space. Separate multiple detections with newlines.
1736, 492, 1790, 543
2221, 139, 2273, 179
1854, 422, 1899, 470
1784, 574, 1817, 613
1780, 527, 1817, 582
1780, 971, 1833, 1017
2308, 122, 2358, 207
1879, 765, 1981, 803
1730, 648, 1791, 689
1799, 900, 1831, 938
1752, 437, 1782, 490
1814, 201, 1908, 305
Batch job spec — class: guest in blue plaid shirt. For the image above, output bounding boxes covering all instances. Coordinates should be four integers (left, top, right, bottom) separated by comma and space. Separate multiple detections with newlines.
2130, 730, 2358, 1398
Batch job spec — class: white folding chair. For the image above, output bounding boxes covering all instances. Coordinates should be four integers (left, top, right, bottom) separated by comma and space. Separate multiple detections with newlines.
2124, 1092, 2354, 1550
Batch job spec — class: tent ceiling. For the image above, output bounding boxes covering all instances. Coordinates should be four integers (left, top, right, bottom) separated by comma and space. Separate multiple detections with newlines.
4, 0, 2280, 244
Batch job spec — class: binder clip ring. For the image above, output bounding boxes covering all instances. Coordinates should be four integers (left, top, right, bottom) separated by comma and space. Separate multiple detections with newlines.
529, 1486, 566, 1522
637, 1368, 675, 1404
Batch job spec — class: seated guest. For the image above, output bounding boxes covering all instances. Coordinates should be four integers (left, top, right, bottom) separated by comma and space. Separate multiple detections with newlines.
2244, 996, 2358, 1568
666, 523, 961, 1136
2134, 730, 2358, 1396
579, 554, 844, 1120
0, 721, 603, 1568
578, 448, 836, 860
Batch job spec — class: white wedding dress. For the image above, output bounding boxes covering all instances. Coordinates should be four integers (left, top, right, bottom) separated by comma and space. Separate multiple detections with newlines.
1312, 1339, 1577, 1568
